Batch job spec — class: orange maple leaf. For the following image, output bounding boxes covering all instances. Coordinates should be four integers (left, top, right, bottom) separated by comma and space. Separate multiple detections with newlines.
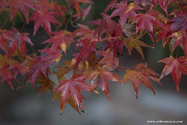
122, 63, 161, 98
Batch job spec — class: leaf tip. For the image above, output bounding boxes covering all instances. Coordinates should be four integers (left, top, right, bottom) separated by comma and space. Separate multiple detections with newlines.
176, 86, 179, 92
81, 110, 84, 114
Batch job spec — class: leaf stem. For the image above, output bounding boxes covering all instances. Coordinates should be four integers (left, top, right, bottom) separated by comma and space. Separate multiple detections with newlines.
176, 45, 179, 58
62, 56, 71, 79
0, 16, 10, 29
21, 21, 26, 32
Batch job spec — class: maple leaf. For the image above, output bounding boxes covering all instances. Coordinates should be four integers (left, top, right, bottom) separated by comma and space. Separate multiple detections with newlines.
124, 35, 152, 59
131, 0, 152, 7
98, 49, 119, 67
42, 30, 74, 54
6, 0, 35, 23
152, 0, 176, 16
122, 63, 161, 99
29, 8, 61, 37
0, 34, 8, 54
4, 27, 33, 57
52, 92, 85, 114
73, 4, 92, 21
0, 54, 13, 68
53, 73, 90, 113
51, 2, 68, 24
158, 56, 187, 91
53, 61, 74, 81
103, 0, 117, 13
167, 32, 187, 57
39, 48, 62, 65
35, 72, 55, 96
110, 2, 142, 29
0, 0, 6, 9
132, 10, 164, 41
89, 13, 119, 38
0, 64, 13, 89
70, 37, 97, 70
153, 23, 171, 47
66, 0, 93, 12
88, 65, 122, 101
8, 61, 29, 79
72, 24, 93, 38
166, 10, 187, 38
24, 55, 54, 89
100, 28, 125, 56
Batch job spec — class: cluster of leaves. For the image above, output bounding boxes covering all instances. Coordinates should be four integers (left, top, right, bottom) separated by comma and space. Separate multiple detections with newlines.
0, 0, 187, 114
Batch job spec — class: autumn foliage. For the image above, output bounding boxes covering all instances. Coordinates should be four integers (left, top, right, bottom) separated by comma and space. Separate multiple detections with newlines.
0, 0, 187, 114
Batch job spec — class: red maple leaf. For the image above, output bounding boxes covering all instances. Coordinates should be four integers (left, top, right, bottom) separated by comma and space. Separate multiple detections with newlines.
103, 0, 117, 13
70, 37, 97, 70
158, 56, 187, 91
29, 8, 61, 37
72, 24, 93, 38
6, 0, 35, 23
152, 0, 176, 16
66, 0, 93, 12
24, 55, 55, 88
166, 10, 187, 37
131, 0, 152, 7
98, 49, 119, 67
51, 2, 68, 24
53, 73, 90, 113
132, 10, 164, 41
4, 27, 33, 57
88, 65, 122, 101
42, 30, 74, 54
8, 61, 28, 79
89, 13, 119, 38
122, 63, 161, 99
0, 64, 13, 89
0, 34, 8, 54
110, 2, 142, 28
73, 4, 92, 21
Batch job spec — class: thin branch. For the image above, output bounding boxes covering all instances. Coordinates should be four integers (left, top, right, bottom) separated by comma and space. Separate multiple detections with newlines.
0, 16, 10, 29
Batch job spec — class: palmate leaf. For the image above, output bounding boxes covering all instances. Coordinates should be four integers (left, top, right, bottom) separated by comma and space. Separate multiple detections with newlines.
0, 64, 13, 89
6, 0, 35, 23
152, 0, 175, 16
35, 72, 56, 97
169, 32, 187, 58
51, 2, 68, 24
98, 49, 119, 67
73, 4, 92, 21
124, 35, 152, 59
24, 54, 59, 89
88, 65, 123, 101
103, 0, 117, 13
52, 91, 85, 114
122, 63, 161, 99
0, 34, 8, 54
4, 27, 33, 57
132, 10, 164, 41
89, 13, 119, 38
53, 73, 90, 113
70, 37, 97, 71
72, 24, 93, 38
131, 0, 152, 7
110, 2, 142, 28
42, 30, 74, 54
66, 0, 93, 12
29, 8, 61, 37
166, 10, 187, 38
158, 56, 187, 91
